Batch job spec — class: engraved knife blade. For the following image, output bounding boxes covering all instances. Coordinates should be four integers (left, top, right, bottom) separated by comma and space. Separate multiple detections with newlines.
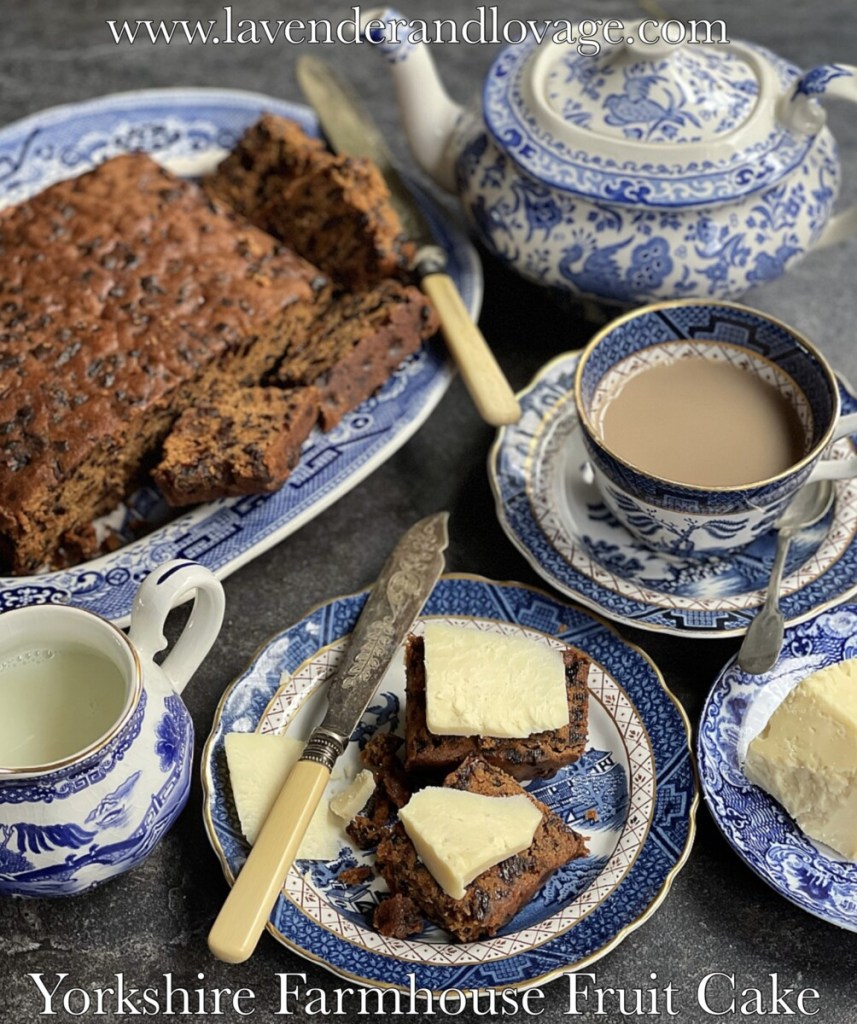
301, 511, 449, 767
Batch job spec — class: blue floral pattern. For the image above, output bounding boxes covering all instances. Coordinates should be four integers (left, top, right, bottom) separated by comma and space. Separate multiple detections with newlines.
202, 578, 696, 990
0, 680, 194, 896
699, 604, 857, 929
480, 37, 810, 207
456, 122, 839, 303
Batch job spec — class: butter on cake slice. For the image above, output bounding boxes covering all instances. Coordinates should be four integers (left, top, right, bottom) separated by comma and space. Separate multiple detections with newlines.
744, 659, 857, 860
404, 631, 590, 781
375, 754, 587, 942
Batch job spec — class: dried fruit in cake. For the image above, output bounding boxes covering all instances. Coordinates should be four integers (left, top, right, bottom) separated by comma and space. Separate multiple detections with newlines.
0, 153, 324, 573
152, 385, 320, 507
271, 278, 439, 430
205, 113, 414, 288
375, 755, 586, 942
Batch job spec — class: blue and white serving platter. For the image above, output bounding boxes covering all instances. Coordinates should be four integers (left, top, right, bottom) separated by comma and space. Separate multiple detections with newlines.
490, 352, 857, 638
0, 89, 481, 624
202, 575, 696, 991
699, 604, 857, 930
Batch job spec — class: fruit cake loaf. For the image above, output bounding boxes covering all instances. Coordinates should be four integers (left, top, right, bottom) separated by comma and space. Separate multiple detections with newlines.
205, 114, 414, 288
375, 754, 587, 942
152, 385, 320, 506
270, 277, 439, 430
0, 153, 324, 573
403, 634, 590, 781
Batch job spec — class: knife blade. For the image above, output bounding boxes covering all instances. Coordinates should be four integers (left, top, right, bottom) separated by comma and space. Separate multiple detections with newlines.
296, 55, 521, 428
208, 511, 449, 963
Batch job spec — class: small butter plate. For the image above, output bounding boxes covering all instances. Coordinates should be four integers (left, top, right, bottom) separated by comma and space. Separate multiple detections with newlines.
201, 575, 696, 992
489, 352, 857, 637
699, 604, 857, 930
0, 88, 481, 624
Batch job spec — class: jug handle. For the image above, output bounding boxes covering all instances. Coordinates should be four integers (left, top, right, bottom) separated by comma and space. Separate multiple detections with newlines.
781, 64, 857, 251
128, 560, 225, 694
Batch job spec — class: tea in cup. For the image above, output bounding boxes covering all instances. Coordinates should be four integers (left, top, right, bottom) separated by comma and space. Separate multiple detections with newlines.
575, 300, 857, 557
0, 559, 224, 897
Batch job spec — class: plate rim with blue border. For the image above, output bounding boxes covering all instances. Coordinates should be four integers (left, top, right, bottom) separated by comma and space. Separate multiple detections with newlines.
201, 573, 698, 992
698, 602, 857, 932
489, 350, 857, 638
0, 87, 481, 625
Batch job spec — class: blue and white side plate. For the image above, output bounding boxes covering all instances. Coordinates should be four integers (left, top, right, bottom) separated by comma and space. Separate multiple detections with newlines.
202, 575, 696, 991
0, 89, 481, 624
699, 604, 857, 930
490, 352, 857, 637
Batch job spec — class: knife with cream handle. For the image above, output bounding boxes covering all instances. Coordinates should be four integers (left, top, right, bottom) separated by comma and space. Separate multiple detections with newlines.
296, 55, 521, 428
208, 512, 449, 963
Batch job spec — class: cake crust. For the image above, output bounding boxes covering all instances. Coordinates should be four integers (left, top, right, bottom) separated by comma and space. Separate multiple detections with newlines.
0, 152, 324, 573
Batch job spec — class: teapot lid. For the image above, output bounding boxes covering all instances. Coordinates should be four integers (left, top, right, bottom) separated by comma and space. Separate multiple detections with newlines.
483, 31, 811, 207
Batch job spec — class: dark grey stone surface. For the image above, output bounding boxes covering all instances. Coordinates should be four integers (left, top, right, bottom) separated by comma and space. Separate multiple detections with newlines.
2, 1, 857, 1021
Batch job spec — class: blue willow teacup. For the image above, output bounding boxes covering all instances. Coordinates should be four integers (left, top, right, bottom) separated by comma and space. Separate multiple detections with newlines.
574, 300, 857, 558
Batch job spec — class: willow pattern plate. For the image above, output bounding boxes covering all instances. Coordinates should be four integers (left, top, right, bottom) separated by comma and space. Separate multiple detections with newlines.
699, 603, 857, 930
0, 88, 481, 624
202, 575, 696, 991
490, 351, 857, 637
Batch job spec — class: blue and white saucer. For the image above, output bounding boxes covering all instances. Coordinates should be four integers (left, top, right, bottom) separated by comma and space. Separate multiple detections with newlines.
490, 352, 857, 637
201, 575, 696, 991
0, 89, 481, 624
699, 604, 857, 930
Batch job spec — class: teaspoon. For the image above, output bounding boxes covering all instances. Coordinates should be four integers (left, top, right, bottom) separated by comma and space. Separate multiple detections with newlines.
737, 480, 835, 675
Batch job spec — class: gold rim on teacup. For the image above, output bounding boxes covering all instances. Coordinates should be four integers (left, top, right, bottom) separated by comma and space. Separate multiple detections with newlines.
573, 298, 842, 494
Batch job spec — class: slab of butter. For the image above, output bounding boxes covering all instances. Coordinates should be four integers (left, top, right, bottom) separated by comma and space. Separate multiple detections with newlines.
399, 787, 543, 900
744, 659, 857, 860
224, 733, 343, 860
423, 622, 568, 738
329, 769, 375, 822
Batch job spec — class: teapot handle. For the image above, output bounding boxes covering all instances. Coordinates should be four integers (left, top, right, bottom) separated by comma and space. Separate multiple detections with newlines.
783, 64, 857, 250
128, 560, 225, 695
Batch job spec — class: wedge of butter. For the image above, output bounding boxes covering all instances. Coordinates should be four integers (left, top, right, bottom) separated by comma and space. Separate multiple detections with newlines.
423, 622, 568, 738
399, 787, 543, 900
744, 660, 857, 860
223, 733, 343, 860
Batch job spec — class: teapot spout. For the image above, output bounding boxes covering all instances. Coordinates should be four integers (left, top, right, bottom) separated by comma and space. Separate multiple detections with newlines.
360, 7, 463, 192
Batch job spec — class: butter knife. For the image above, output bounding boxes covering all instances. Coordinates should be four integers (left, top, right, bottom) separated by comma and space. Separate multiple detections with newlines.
296, 55, 521, 428
208, 511, 449, 963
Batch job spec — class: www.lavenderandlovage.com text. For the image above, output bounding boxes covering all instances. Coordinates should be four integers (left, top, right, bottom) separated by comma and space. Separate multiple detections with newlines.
106, 6, 729, 56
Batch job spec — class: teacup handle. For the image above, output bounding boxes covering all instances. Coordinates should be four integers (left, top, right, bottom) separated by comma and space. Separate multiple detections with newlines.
807, 411, 857, 482
128, 560, 225, 694
781, 64, 857, 250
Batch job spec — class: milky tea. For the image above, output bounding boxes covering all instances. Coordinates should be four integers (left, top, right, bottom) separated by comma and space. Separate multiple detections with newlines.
599, 359, 807, 487
0, 643, 127, 770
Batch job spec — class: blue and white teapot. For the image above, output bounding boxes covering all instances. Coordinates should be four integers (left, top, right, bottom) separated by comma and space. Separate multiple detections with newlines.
365, 9, 857, 304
